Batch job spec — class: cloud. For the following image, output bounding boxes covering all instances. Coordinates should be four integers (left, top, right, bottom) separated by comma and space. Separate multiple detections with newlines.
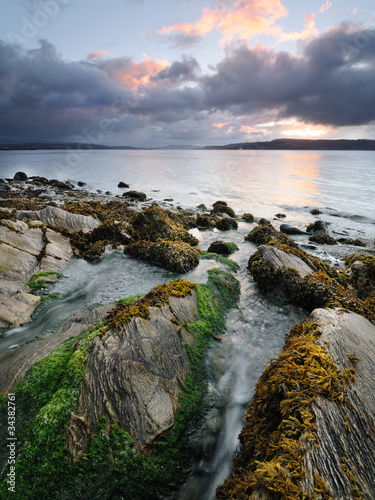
1, 23, 375, 145
276, 12, 318, 43
155, 0, 289, 46
319, 0, 332, 14
87, 50, 112, 60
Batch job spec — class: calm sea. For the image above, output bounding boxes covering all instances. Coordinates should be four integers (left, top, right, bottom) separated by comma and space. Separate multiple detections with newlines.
1, 148, 374, 240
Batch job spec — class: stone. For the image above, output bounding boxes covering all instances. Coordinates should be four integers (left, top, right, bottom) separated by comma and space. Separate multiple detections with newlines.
306, 220, 329, 235
123, 190, 147, 201
16, 206, 101, 233
257, 245, 314, 277
118, 182, 130, 188
77, 181, 86, 187
14, 171, 28, 181
216, 218, 238, 231
0, 304, 113, 393
68, 293, 199, 456
0, 291, 41, 328
280, 224, 309, 235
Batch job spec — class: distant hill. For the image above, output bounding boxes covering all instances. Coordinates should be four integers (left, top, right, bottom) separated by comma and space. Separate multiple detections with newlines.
0, 143, 140, 151
204, 138, 375, 151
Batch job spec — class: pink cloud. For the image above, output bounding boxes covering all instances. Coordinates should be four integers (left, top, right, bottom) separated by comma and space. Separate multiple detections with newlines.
319, 0, 332, 14
87, 50, 112, 60
276, 12, 318, 43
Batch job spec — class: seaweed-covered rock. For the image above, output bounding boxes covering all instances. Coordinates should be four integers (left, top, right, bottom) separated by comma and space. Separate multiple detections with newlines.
248, 244, 375, 323
14, 171, 28, 181
217, 309, 375, 499
216, 218, 238, 231
211, 202, 235, 218
309, 234, 337, 245
122, 190, 147, 201
241, 213, 255, 223
126, 240, 200, 273
207, 241, 238, 255
245, 223, 298, 248
345, 254, 375, 298
306, 219, 329, 235
196, 214, 215, 229
129, 206, 199, 246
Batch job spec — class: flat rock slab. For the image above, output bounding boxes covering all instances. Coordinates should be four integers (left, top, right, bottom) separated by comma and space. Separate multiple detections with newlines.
0, 304, 113, 393
302, 308, 375, 499
16, 206, 100, 233
258, 244, 314, 277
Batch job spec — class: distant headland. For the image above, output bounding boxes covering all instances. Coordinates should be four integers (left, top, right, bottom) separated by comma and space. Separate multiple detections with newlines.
1, 138, 375, 151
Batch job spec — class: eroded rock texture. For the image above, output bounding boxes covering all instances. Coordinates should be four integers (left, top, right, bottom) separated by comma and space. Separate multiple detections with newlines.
0, 218, 72, 328
67, 291, 199, 460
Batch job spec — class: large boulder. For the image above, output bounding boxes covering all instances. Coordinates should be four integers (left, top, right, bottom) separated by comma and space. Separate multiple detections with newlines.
129, 206, 199, 246
126, 240, 200, 273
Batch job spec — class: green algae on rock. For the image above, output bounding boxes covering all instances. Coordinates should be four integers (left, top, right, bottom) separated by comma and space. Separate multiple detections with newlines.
0, 270, 240, 500
125, 240, 200, 273
200, 251, 240, 273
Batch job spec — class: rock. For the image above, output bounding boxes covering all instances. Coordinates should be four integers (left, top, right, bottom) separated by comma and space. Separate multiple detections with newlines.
310, 208, 321, 215
216, 218, 238, 231
49, 179, 74, 190
16, 206, 101, 233
0, 291, 41, 328
207, 240, 238, 255
306, 219, 329, 235
0, 217, 72, 328
217, 308, 375, 499
123, 190, 147, 201
280, 224, 309, 235
0, 304, 113, 393
129, 206, 199, 246
14, 171, 28, 181
77, 181, 86, 187
0, 184, 10, 192
241, 213, 255, 223
211, 202, 235, 218
118, 182, 129, 188
309, 234, 337, 245
345, 254, 375, 298
29, 176, 49, 185
196, 214, 215, 229
257, 245, 315, 278
275, 213, 286, 218
125, 240, 200, 273
258, 217, 270, 225
197, 204, 207, 210
245, 223, 298, 248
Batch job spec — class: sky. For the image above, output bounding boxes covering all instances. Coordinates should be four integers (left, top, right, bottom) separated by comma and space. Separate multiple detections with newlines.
0, 0, 374, 147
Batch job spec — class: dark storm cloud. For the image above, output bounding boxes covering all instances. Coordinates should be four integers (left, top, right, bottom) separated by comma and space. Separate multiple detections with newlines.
202, 23, 375, 126
152, 56, 200, 82
1, 22, 375, 144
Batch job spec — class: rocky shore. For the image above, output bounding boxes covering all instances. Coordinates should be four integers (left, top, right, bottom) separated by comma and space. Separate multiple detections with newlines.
0, 172, 375, 499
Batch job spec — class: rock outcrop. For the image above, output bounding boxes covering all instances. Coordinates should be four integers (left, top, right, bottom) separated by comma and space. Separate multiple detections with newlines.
0, 218, 72, 328
16, 205, 100, 233
217, 308, 375, 499
0, 304, 112, 393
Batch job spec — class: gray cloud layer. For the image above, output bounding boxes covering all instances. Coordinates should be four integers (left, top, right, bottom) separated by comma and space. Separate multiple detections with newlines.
0, 22, 375, 145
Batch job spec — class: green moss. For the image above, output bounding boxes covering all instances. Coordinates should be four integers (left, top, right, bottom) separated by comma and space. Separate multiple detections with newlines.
40, 292, 61, 303
26, 271, 63, 294
0, 271, 240, 500
200, 251, 240, 272
216, 319, 357, 499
